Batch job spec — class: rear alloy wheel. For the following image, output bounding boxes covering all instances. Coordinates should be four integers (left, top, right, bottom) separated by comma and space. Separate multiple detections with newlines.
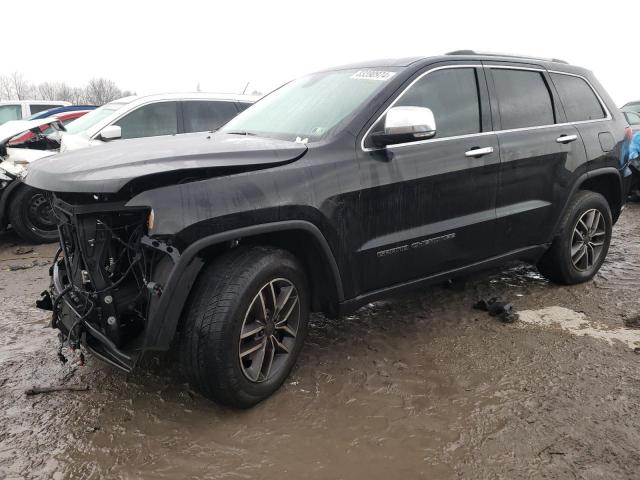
8, 185, 59, 244
569, 209, 606, 272
180, 246, 309, 408
537, 191, 612, 284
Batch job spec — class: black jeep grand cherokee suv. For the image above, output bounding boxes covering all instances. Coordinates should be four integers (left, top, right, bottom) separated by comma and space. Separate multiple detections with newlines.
26, 52, 631, 408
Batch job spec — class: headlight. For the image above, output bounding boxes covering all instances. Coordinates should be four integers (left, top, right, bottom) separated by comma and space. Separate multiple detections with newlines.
147, 209, 155, 231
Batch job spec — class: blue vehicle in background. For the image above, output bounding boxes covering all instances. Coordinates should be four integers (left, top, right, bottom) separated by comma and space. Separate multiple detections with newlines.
622, 108, 640, 200
26, 105, 97, 121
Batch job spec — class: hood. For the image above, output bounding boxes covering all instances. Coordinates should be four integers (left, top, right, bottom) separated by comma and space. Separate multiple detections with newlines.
24, 132, 308, 194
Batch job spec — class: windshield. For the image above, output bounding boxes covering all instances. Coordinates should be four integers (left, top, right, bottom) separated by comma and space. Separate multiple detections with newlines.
64, 101, 129, 135
221, 68, 399, 141
0, 105, 22, 125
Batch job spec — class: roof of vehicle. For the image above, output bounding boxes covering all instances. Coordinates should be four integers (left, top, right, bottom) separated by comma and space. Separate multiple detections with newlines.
444, 50, 569, 64
332, 51, 587, 75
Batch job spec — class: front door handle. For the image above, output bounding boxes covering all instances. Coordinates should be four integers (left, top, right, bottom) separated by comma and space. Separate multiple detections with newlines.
556, 134, 578, 144
464, 146, 494, 158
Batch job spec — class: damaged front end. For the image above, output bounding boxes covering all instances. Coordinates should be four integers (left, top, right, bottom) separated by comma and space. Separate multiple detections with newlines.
44, 193, 173, 371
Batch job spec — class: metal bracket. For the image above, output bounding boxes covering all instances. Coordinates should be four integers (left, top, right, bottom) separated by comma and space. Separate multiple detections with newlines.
140, 235, 181, 263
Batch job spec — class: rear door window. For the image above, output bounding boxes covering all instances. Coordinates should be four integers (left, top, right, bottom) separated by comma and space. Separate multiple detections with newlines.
393, 67, 481, 138
182, 101, 239, 133
550, 73, 606, 122
113, 101, 178, 139
491, 69, 555, 129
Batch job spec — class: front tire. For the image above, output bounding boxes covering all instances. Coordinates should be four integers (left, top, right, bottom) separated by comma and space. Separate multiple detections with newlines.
8, 185, 58, 244
179, 246, 309, 408
537, 191, 612, 284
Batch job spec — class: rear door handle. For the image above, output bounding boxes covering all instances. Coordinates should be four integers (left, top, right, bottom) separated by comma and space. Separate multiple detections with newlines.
556, 134, 578, 144
464, 146, 494, 158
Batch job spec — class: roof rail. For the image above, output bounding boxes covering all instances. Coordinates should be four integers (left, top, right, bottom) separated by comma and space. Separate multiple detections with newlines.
446, 50, 568, 64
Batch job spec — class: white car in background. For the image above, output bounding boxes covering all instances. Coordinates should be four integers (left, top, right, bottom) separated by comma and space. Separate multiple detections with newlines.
0, 92, 258, 243
60, 92, 258, 152
0, 100, 71, 125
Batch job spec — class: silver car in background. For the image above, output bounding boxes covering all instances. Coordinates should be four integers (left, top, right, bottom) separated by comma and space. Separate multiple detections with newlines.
60, 92, 258, 152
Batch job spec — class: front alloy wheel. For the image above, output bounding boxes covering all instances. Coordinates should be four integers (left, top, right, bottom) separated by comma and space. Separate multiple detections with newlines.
180, 246, 309, 408
239, 278, 300, 383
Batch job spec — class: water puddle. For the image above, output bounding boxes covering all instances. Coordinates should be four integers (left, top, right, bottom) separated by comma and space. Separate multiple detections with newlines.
519, 306, 640, 350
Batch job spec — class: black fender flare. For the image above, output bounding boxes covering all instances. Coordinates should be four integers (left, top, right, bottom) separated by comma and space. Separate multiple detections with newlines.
140, 220, 344, 353
552, 167, 623, 238
0, 179, 23, 229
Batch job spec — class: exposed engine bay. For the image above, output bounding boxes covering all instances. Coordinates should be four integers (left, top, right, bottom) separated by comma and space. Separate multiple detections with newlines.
47, 193, 169, 371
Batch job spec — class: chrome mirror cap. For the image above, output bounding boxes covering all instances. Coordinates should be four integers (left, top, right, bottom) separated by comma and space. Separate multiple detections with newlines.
384, 106, 436, 138
370, 106, 437, 148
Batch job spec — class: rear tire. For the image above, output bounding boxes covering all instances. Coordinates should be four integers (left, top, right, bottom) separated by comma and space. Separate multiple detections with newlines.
8, 185, 58, 244
179, 246, 309, 408
537, 191, 612, 284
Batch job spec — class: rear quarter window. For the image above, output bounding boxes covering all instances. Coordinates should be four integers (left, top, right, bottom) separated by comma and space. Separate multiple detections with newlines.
550, 73, 606, 122
491, 69, 555, 130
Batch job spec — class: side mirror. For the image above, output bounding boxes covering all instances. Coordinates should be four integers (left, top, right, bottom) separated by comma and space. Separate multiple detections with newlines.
370, 106, 436, 148
100, 125, 122, 141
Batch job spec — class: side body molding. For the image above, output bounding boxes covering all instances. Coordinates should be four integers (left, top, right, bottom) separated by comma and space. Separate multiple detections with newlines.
141, 220, 344, 353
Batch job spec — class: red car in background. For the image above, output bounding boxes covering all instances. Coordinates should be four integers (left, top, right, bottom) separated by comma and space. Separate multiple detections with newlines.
7, 109, 93, 145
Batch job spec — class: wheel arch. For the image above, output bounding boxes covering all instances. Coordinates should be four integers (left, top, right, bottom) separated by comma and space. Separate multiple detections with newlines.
141, 220, 344, 354
578, 168, 624, 223
0, 179, 24, 229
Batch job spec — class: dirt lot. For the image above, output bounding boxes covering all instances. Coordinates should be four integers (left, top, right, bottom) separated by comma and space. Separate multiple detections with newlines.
1, 205, 639, 480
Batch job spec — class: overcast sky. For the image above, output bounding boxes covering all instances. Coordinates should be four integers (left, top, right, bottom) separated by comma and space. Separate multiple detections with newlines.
3, 0, 637, 106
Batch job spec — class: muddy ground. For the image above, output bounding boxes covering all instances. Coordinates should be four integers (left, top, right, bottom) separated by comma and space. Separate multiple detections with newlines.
1, 205, 639, 480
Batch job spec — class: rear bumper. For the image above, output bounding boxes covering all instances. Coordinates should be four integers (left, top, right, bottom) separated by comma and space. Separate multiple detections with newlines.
51, 261, 135, 372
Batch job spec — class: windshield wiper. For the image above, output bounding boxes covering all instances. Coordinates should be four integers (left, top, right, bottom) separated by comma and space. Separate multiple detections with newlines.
225, 131, 256, 136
